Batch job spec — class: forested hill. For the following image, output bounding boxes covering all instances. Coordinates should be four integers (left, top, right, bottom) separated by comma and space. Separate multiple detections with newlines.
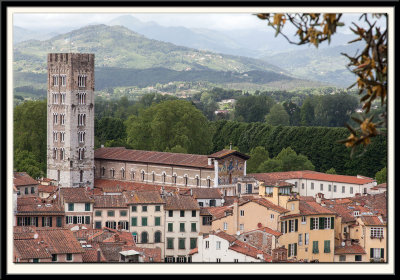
14, 24, 286, 73
13, 24, 327, 92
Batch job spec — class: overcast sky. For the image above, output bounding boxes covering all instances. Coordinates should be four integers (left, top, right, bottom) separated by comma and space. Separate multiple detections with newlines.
13, 12, 386, 34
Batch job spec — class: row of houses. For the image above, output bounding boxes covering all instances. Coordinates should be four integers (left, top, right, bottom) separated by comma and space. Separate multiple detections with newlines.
13, 169, 387, 263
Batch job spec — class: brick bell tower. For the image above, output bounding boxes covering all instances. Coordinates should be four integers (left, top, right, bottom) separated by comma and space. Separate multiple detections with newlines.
47, 53, 95, 188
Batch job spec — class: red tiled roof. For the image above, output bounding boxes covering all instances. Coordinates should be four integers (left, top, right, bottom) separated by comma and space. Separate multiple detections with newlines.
164, 193, 200, 210
121, 245, 162, 262
16, 196, 64, 215
35, 228, 85, 254
14, 239, 52, 260
38, 184, 58, 194
95, 147, 213, 169
243, 227, 282, 237
208, 149, 250, 160
14, 172, 38, 187
94, 179, 190, 194
125, 190, 164, 205
360, 215, 385, 226
334, 244, 366, 255
238, 196, 289, 214
249, 170, 375, 185
189, 188, 223, 199
60, 187, 94, 203
93, 195, 127, 208
298, 200, 336, 216
205, 205, 232, 220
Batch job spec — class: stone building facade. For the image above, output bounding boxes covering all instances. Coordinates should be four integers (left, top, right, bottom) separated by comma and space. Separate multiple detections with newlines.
47, 53, 95, 188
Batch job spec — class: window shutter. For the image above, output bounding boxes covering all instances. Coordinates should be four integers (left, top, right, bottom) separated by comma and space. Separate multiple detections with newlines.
294, 243, 297, 256
288, 220, 292, 232
73, 216, 77, 224
381, 248, 384, 259
66, 216, 69, 224
35, 217, 39, 227
370, 248, 374, 258
42, 217, 45, 226
285, 221, 288, 233
281, 221, 283, 233
319, 217, 324, 229
310, 218, 314, 230
85, 216, 90, 224
295, 219, 298, 232
331, 217, 334, 229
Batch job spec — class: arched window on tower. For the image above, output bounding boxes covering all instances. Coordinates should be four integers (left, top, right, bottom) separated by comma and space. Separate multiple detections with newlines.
80, 170, 84, 182
121, 168, 125, 179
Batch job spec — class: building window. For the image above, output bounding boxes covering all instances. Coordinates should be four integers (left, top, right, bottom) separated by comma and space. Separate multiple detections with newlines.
342, 186, 345, 193
355, 255, 362, 262
216, 258, 221, 263
370, 227, 384, 238
305, 233, 309, 245
120, 210, 127, 217
180, 223, 185, 232
191, 223, 197, 232
61, 92, 66, 104
180, 210, 185, 217
172, 174, 177, 184
95, 210, 102, 217
53, 131, 58, 142
152, 172, 155, 182
154, 231, 162, 243
131, 217, 137, 226
52, 254, 57, 262
207, 178, 211, 188
202, 216, 212, 226
168, 210, 173, 217
132, 232, 138, 243
298, 234, 303, 246
371, 248, 384, 259
141, 171, 145, 181
167, 238, 174, 249
162, 173, 166, 183
350, 187, 353, 194
324, 240, 331, 253
190, 238, 197, 250
334, 185, 337, 192
68, 203, 74, 211
78, 148, 85, 160
78, 92, 86, 105
78, 113, 86, 126
85, 203, 90, 211
270, 214, 275, 220
178, 238, 186, 249
239, 224, 244, 231
53, 75, 59, 86
223, 222, 228, 230
60, 114, 65, 125
240, 210, 244, 216
328, 184, 332, 191
184, 175, 188, 186
312, 241, 319, 254
78, 131, 85, 143
302, 183, 304, 189
131, 205, 137, 212
101, 167, 105, 177
288, 243, 297, 257
324, 217, 331, 229
311, 217, 319, 230
110, 169, 115, 178
301, 216, 307, 224
311, 182, 314, 190
95, 221, 101, 229
142, 205, 147, 212
205, 240, 209, 249
118, 221, 129, 231
192, 210, 196, 217
53, 113, 58, 124
78, 75, 87, 88
168, 223, 173, 232
107, 210, 115, 217
339, 255, 346, 262
60, 75, 66, 86
80, 170, 84, 182
141, 231, 149, 243
155, 217, 161, 226
60, 132, 65, 143
155, 205, 161, 212
216, 241, 221, 250
141, 217, 147, 226
320, 184, 323, 191
196, 176, 200, 187
105, 221, 116, 229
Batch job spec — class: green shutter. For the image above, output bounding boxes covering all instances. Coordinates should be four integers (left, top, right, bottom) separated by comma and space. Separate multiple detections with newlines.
370, 248, 374, 258
131, 217, 137, 226
331, 217, 334, 229
381, 248, 384, 259
295, 219, 298, 232
324, 240, 330, 253
294, 243, 297, 256
313, 241, 319, 253
319, 217, 324, 229
310, 218, 314, 230
285, 221, 288, 233
288, 220, 292, 232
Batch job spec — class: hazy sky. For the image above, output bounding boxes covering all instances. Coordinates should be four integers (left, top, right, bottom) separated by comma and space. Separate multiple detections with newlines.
13, 12, 386, 33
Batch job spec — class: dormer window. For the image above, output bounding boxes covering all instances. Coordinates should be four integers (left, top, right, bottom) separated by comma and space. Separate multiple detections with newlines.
353, 211, 360, 217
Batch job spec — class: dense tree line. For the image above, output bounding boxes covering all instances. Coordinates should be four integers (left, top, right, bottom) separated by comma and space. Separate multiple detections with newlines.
13, 92, 386, 179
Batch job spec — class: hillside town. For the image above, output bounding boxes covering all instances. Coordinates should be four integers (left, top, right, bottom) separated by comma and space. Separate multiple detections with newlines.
12, 53, 387, 263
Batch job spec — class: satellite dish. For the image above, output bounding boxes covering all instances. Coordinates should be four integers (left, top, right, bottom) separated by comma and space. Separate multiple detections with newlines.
236, 231, 241, 236
341, 242, 345, 246
33, 233, 39, 239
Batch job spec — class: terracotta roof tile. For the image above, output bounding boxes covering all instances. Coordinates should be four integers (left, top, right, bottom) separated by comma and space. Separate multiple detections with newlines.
16, 196, 64, 215
14, 172, 38, 187
360, 215, 385, 226
299, 200, 336, 216
242, 227, 282, 237
95, 147, 213, 169
208, 149, 250, 160
334, 244, 366, 255
14, 239, 52, 260
35, 228, 84, 254
238, 196, 289, 214
93, 195, 127, 208
164, 194, 200, 210
60, 187, 94, 203
189, 188, 223, 199
204, 205, 232, 220
125, 190, 164, 205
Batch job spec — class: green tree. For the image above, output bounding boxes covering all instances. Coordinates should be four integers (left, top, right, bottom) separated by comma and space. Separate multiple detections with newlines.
300, 97, 315, 126
246, 146, 269, 173
265, 103, 290, 126
325, 168, 337, 174
283, 101, 301, 126
14, 149, 45, 179
165, 145, 188, 154
14, 100, 47, 174
95, 116, 127, 146
375, 166, 387, 184
126, 100, 213, 154
234, 95, 274, 123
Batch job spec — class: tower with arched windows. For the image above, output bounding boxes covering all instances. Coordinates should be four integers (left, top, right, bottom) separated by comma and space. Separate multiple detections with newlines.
47, 53, 95, 188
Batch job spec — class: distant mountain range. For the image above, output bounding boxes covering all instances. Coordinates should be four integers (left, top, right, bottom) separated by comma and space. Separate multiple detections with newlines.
14, 24, 329, 92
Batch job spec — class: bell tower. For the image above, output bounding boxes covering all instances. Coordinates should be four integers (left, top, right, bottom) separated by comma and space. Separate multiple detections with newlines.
47, 53, 95, 188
